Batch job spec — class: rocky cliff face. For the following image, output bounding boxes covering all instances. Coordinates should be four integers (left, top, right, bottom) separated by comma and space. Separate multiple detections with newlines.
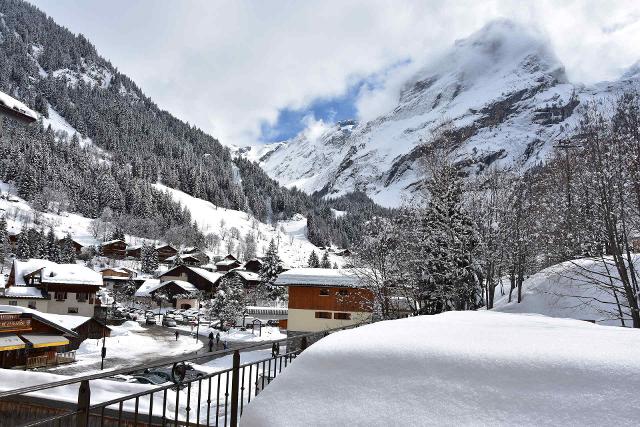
245, 20, 640, 206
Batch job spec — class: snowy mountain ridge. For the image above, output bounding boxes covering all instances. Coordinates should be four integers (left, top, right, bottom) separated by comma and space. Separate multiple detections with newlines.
244, 20, 640, 206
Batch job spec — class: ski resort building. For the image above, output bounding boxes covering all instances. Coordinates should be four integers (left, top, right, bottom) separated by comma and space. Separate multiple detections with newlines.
0, 260, 102, 317
275, 268, 373, 335
100, 239, 127, 259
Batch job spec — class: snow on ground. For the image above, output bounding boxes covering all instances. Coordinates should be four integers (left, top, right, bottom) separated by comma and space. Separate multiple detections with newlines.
41, 105, 93, 148
154, 183, 345, 268
241, 311, 640, 426
0, 89, 38, 120
492, 256, 637, 326
65, 321, 202, 373
168, 322, 286, 344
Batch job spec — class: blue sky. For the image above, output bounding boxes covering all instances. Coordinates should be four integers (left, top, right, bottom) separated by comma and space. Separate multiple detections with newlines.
259, 81, 362, 142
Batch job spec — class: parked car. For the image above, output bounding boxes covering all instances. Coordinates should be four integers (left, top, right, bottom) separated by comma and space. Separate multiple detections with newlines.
131, 374, 168, 385
145, 316, 157, 325
174, 314, 184, 322
162, 318, 177, 327
266, 319, 280, 327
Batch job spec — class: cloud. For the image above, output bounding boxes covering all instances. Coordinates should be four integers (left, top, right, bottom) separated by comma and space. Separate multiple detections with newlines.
28, 0, 640, 146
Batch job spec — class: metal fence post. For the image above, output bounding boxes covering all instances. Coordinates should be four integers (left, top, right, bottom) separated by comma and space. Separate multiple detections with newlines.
230, 350, 241, 426
77, 379, 91, 427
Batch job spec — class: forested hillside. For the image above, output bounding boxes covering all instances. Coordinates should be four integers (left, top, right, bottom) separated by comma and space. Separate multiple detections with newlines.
0, 0, 379, 247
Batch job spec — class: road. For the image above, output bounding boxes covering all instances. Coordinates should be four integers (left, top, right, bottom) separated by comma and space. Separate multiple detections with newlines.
38, 323, 275, 376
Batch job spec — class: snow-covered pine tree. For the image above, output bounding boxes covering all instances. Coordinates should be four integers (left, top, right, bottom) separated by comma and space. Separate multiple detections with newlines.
307, 250, 320, 268
141, 243, 158, 274
45, 228, 61, 262
320, 251, 332, 268
172, 253, 184, 267
16, 226, 31, 260
60, 233, 76, 263
258, 239, 285, 302
0, 217, 7, 271
420, 162, 481, 313
211, 276, 246, 327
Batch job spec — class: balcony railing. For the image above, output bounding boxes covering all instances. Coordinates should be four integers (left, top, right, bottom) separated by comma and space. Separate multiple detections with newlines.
0, 324, 362, 426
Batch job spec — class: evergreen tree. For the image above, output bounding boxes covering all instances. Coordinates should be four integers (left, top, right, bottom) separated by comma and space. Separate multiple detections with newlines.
320, 251, 332, 268
333, 262, 338, 269
211, 276, 246, 327
172, 253, 184, 267
60, 233, 76, 263
243, 232, 257, 260
111, 227, 125, 241
258, 239, 285, 302
16, 226, 31, 260
0, 217, 7, 271
141, 243, 159, 274
45, 228, 61, 262
307, 250, 320, 268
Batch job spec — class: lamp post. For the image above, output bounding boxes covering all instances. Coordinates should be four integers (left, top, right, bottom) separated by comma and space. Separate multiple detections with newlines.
100, 326, 107, 370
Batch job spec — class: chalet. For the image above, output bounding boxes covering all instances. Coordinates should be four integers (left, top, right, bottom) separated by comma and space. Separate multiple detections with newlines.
157, 265, 224, 295
0, 306, 78, 369
58, 238, 84, 255
215, 254, 242, 272
156, 244, 178, 262
0, 259, 102, 317
100, 267, 144, 290
165, 254, 202, 267
134, 279, 200, 310
335, 249, 352, 257
7, 231, 19, 249
274, 268, 373, 337
125, 245, 142, 259
183, 247, 211, 265
101, 239, 127, 259
243, 258, 264, 274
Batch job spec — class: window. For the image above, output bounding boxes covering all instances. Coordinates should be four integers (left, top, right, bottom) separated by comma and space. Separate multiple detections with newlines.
338, 289, 349, 296
8, 300, 17, 306
67, 307, 79, 314
76, 292, 88, 302
334, 312, 351, 320
28, 301, 36, 309
319, 289, 330, 296
315, 311, 332, 319
54, 292, 67, 301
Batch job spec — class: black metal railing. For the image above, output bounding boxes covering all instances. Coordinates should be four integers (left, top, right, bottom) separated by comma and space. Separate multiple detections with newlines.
0, 324, 358, 426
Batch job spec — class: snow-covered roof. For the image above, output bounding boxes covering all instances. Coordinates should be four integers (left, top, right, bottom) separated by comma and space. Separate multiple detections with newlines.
274, 268, 361, 287
13, 259, 102, 287
134, 279, 198, 297
134, 278, 161, 297
2, 286, 45, 299
101, 239, 125, 246
190, 267, 224, 284
231, 269, 261, 282
0, 90, 38, 121
241, 311, 640, 426
0, 305, 80, 336
216, 259, 239, 266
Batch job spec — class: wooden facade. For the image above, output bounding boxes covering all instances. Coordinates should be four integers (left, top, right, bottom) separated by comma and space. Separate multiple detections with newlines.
67, 318, 111, 350
288, 286, 373, 312
100, 240, 127, 259
158, 265, 221, 293
156, 244, 178, 262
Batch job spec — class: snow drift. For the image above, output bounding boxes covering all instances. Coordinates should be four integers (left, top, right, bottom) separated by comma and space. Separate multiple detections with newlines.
492, 256, 638, 326
241, 311, 640, 426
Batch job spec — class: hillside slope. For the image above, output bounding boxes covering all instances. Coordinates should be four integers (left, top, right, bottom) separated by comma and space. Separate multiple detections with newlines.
247, 20, 640, 206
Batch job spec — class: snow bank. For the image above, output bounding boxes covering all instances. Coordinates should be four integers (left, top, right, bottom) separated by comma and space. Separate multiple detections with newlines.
241, 311, 640, 426
492, 257, 637, 326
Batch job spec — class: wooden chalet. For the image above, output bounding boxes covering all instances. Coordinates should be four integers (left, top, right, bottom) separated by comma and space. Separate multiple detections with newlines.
243, 259, 264, 274
156, 244, 178, 262
100, 267, 144, 291
165, 254, 202, 267
274, 268, 373, 336
58, 238, 84, 255
215, 254, 242, 272
157, 265, 224, 295
125, 245, 141, 259
100, 240, 127, 259
0, 308, 77, 369
134, 279, 200, 309
183, 247, 211, 265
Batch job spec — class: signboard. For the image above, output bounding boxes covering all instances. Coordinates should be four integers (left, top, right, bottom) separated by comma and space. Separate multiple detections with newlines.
0, 314, 31, 332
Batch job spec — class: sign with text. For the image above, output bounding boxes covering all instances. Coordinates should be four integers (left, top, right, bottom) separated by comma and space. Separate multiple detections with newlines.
0, 314, 31, 332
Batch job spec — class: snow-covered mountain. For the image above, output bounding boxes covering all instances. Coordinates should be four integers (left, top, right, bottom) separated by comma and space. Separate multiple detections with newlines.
246, 20, 640, 206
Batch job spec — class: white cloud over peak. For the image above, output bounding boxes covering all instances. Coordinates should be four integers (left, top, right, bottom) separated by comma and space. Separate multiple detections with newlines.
28, 0, 640, 146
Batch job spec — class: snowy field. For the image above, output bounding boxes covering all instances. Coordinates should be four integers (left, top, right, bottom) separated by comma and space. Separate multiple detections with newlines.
154, 183, 344, 267
492, 256, 638, 326
241, 311, 640, 426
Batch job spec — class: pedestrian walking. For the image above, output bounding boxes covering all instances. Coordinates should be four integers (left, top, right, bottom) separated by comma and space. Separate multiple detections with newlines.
175, 330, 179, 341
223, 340, 228, 350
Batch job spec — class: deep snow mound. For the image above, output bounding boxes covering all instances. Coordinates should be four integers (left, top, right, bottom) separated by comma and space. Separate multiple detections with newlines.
492, 256, 638, 326
241, 311, 640, 426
